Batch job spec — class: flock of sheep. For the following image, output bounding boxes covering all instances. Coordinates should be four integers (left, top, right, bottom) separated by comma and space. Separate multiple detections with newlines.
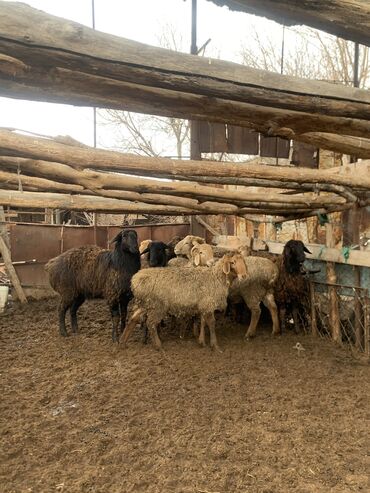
45, 230, 312, 351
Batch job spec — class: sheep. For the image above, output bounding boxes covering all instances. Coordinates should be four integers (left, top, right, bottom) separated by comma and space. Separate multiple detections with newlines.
228, 254, 280, 339
140, 240, 170, 268
45, 229, 140, 342
168, 243, 215, 268
120, 253, 247, 352
274, 240, 312, 333
174, 235, 205, 258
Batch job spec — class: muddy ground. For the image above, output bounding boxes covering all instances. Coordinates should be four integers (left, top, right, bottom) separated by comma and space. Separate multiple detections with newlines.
1, 298, 369, 493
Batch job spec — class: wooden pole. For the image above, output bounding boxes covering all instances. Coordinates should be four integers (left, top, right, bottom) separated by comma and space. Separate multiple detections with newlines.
364, 295, 370, 360
0, 234, 27, 303
309, 279, 318, 337
325, 223, 341, 344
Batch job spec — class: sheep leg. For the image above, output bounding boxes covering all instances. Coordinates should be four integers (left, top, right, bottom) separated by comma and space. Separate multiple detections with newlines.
70, 295, 85, 334
147, 319, 162, 350
206, 312, 222, 353
119, 295, 130, 335
263, 293, 280, 336
110, 303, 121, 343
292, 305, 300, 334
120, 307, 144, 347
58, 300, 70, 337
279, 307, 287, 333
193, 318, 200, 338
198, 316, 207, 347
245, 305, 261, 339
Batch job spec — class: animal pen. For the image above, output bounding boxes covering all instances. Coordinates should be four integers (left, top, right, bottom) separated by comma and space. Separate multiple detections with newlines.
0, 1, 369, 358
1, 2, 370, 492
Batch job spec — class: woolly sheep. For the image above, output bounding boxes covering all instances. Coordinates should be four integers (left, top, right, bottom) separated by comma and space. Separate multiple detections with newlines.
121, 253, 247, 352
45, 229, 140, 342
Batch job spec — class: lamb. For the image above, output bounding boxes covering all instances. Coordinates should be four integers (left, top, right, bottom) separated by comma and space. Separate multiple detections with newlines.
45, 229, 140, 342
228, 253, 280, 338
274, 240, 311, 332
121, 253, 247, 352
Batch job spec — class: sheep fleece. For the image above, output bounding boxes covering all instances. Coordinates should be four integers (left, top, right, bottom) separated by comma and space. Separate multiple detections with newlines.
131, 264, 229, 317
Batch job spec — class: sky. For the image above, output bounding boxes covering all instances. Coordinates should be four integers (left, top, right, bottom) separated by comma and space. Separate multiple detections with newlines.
0, 0, 287, 147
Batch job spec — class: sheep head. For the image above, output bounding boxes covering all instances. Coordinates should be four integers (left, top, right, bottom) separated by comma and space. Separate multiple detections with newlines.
283, 240, 311, 274
112, 229, 139, 255
221, 253, 247, 285
190, 243, 214, 267
174, 235, 205, 259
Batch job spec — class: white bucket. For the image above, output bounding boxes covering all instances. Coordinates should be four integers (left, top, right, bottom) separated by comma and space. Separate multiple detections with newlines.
0, 285, 9, 312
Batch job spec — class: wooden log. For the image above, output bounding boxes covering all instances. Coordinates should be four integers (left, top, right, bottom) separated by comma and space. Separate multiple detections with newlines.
0, 167, 239, 214
278, 130, 370, 160
209, 0, 370, 47
0, 233, 27, 303
1, 60, 370, 139
0, 189, 198, 215
0, 3, 369, 137
0, 3, 367, 104
309, 280, 318, 337
325, 223, 341, 344
0, 130, 369, 190
0, 155, 347, 208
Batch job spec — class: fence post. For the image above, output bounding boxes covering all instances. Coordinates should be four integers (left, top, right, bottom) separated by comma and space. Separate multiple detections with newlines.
364, 295, 370, 360
309, 280, 318, 337
326, 223, 341, 344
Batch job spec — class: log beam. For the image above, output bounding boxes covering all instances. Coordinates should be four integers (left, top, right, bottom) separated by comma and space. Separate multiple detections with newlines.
0, 156, 348, 210
0, 130, 368, 191
209, 0, 370, 47
0, 57, 369, 140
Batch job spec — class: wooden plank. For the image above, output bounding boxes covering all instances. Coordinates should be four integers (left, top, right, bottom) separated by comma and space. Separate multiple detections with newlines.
209, 0, 370, 47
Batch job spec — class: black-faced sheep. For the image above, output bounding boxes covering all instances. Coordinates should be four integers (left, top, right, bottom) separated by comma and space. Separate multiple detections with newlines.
45, 229, 140, 341
121, 253, 247, 352
274, 239, 311, 332
140, 240, 170, 268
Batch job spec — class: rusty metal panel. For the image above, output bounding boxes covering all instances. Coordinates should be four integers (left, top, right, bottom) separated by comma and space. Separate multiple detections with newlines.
227, 125, 259, 154
62, 226, 97, 251
9, 224, 61, 262
149, 224, 190, 242
199, 121, 228, 153
291, 141, 318, 168
260, 135, 290, 158
14, 262, 50, 288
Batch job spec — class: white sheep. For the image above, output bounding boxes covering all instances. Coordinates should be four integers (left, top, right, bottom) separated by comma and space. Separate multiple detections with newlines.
228, 252, 280, 338
121, 253, 247, 352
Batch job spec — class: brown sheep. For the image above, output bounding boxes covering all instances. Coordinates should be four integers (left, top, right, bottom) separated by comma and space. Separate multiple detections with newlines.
45, 229, 140, 341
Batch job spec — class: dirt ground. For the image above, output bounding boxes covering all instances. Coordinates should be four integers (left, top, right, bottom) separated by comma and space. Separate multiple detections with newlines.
1, 299, 369, 493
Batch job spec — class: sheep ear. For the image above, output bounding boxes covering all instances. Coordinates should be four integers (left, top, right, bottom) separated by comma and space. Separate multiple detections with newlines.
222, 258, 231, 275
111, 232, 122, 244
191, 246, 200, 266
303, 245, 312, 254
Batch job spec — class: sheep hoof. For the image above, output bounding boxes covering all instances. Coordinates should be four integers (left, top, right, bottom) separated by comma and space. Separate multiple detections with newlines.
245, 333, 256, 340
272, 331, 281, 337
